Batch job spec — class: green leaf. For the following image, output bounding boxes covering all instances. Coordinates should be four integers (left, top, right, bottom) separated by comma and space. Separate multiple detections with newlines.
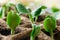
52, 7, 60, 12
33, 6, 47, 17
0, 8, 5, 18
41, 6, 47, 9
30, 24, 40, 40
7, 11, 21, 28
16, 3, 29, 13
7, 11, 21, 34
43, 16, 56, 32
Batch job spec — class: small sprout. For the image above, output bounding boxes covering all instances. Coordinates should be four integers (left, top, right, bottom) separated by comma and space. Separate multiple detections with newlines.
34, 6, 47, 17
32, 6, 47, 22
7, 11, 21, 35
16, 3, 29, 14
44, 16, 56, 40
0, 8, 5, 18
30, 24, 40, 40
52, 7, 60, 12
16, 3, 47, 24
28, 14, 34, 23
16, 3, 33, 23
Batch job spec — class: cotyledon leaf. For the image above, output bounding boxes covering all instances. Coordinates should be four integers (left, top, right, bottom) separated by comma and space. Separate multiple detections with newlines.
16, 3, 29, 13
7, 11, 21, 34
7, 11, 21, 28
43, 16, 56, 32
32, 6, 47, 17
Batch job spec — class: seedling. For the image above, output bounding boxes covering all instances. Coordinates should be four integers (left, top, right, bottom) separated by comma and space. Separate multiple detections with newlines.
0, 7, 5, 18
7, 11, 21, 35
30, 24, 40, 40
44, 16, 56, 40
16, 3, 34, 23
32, 6, 47, 22
16, 3, 47, 23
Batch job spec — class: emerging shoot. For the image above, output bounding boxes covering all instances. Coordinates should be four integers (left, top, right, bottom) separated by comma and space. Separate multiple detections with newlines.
16, 3, 34, 23
44, 16, 56, 40
7, 11, 21, 35
32, 6, 47, 22
16, 3, 47, 24
30, 24, 40, 40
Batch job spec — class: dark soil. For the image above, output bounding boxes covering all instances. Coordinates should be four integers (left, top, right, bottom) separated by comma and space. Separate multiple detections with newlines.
0, 27, 32, 40
37, 15, 45, 22
0, 27, 21, 36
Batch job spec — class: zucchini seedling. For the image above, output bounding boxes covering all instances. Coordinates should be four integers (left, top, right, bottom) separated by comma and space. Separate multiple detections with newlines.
16, 3, 34, 23
30, 24, 40, 40
16, 3, 29, 14
16, 3, 47, 23
32, 6, 47, 22
7, 11, 21, 35
44, 16, 56, 40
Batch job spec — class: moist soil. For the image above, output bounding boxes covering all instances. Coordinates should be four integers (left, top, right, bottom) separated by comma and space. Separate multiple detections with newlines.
0, 15, 60, 40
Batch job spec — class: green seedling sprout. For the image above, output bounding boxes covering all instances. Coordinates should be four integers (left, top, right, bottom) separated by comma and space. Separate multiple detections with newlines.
7, 11, 21, 35
32, 6, 47, 22
44, 16, 56, 40
30, 24, 40, 40
16, 3, 34, 23
0, 7, 5, 18
16, 3, 47, 24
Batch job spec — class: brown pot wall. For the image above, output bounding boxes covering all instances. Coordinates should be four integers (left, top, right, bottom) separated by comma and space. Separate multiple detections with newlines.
0, 27, 32, 40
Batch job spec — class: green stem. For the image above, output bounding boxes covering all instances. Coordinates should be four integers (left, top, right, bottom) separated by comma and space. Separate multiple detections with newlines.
50, 30, 54, 40
11, 28, 15, 35
35, 17, 38, 23
28, 13, 34, 24
30, 36, 35, 40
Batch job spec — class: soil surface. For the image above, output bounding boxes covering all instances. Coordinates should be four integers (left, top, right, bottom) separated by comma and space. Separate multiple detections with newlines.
0, 15, 60, 40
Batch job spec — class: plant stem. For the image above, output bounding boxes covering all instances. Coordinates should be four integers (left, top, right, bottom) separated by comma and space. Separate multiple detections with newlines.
28, 13, 34, 24
35, 17, 38, 23
50, 30, 54, 40
30, 36, 35, 40
11, 28, 15, 35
